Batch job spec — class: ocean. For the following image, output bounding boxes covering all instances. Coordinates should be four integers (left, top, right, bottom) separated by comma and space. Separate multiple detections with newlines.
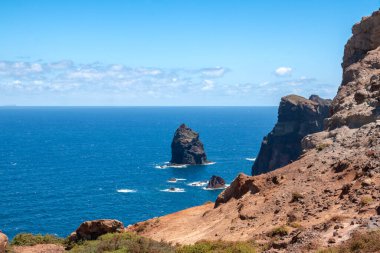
0, 107, 277, 239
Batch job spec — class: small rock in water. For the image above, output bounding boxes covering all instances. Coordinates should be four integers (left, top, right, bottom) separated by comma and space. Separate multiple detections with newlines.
207, 175, 226, 189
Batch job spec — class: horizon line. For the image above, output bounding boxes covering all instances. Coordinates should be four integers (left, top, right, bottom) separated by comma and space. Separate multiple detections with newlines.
0, 105, 279, 108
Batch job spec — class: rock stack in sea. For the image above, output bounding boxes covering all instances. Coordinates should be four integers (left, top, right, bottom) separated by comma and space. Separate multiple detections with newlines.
170, 124, 209, 165
252, 94, 332, 175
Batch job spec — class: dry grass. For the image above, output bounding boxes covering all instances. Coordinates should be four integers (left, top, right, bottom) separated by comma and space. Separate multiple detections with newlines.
176, 240, 258, 253
318, 230, 380, 253
268, 225, 289, 237
68, 232, 175, 253
360, 196, 373, 206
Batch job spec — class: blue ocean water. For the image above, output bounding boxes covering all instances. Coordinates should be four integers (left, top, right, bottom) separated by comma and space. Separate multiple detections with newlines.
0, 107, 277, 239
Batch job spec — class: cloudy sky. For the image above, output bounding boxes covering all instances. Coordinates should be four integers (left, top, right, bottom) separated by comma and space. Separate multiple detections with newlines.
0, 0, 379, 106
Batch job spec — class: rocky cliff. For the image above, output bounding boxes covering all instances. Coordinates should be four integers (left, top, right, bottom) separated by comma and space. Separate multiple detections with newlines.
327, 12, 380, 130
170, 124, 209, 165
252, 94, 331, 175
130, 10, 380, 252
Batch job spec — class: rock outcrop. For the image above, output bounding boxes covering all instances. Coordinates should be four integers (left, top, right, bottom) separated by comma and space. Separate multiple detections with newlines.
170, 124, 209, 165
252, 94, 331, 175
0, 232, 7, 253
69, 219, 124, 242
215, 173, 260, 208
206, 175, 225, 189
327, 11, 380, 130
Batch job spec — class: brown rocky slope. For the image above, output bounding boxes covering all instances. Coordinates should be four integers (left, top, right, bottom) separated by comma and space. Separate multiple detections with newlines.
128, 10, 380, 252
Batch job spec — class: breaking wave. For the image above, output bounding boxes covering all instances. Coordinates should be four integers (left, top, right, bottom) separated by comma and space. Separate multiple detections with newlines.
160, 188, 185, 193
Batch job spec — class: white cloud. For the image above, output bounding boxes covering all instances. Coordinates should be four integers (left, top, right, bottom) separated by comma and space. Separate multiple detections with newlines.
201, 79, 214, 91
275, 67, 292, 76
200, 67, 228, 78
0, 59, 336, 104
0, 60, 232, 96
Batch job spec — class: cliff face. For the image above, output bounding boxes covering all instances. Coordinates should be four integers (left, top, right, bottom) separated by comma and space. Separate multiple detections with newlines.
327, 12, 380, 130
252, 94, 331, 175
170, 124, 208, 165
130, 10, 380, 251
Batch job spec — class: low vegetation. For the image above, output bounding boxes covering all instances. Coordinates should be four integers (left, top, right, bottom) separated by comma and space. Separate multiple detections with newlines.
316, 143, 330, 151
11, 233, 64, 246
176, 240, 259, 253
268, 225, 289, 237
135, 221, 150, 233
68, 232, 175, 253
14, 230, 380, 253
288, 222, 302, 229
360, 196, 373, 206
318, 230, 380, 253
9, 232, 262, 253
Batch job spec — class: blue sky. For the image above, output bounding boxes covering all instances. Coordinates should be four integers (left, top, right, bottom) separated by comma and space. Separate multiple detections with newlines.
0, 0, 379, 106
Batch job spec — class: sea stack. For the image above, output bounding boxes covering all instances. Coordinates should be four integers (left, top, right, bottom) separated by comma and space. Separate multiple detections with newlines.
170, 124, 208, 165
252, 94, 331, 175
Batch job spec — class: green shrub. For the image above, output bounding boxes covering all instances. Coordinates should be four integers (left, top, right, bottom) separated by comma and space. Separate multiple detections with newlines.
316, 143, 330, 151
11, 233, 64, 246
68, 232, 175, 253
360, 196, 373, 206
176, 240, 258, 253
268, 225, 289, 237
136, 221, 150, 233
288, 222, 302, 229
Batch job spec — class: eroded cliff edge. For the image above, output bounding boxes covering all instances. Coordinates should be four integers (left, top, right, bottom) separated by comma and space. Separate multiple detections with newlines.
252, 94, 331, 175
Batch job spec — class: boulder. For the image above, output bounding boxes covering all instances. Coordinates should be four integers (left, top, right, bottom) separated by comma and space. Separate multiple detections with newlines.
0, 232, 7, 253
206, 175, 225, 189
252, 94, 331, 175
170, 124, 209, 165
215, 173, 260, 208
69, 219, 124, 242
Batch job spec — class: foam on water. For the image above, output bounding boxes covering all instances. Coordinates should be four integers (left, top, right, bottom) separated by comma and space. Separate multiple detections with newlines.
202, 184, 230, 191
187, 181, 208, 187
245, 157, 256, 162
117, 189, 137, 193
167, 178, 187, 183
160, 188, 185, 193
155, 164, 188, 169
